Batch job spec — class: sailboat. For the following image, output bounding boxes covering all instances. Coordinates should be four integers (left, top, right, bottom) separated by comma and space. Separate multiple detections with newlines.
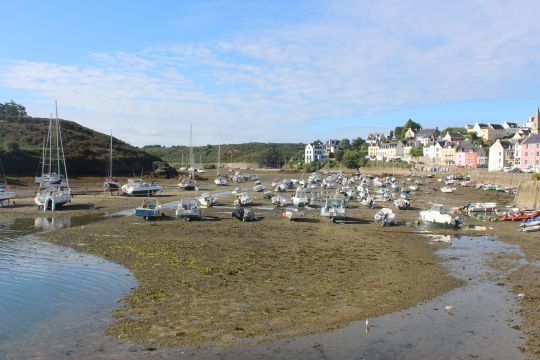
34, 102, 72, 211
103, 132, 120, 192
178, 124, 198, 191
214, 144, 229, 186
0, 157, 16, 206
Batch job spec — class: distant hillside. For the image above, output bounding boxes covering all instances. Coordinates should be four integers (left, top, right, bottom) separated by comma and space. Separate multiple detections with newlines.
143, 143, 306, 168
0, 115, 162, 176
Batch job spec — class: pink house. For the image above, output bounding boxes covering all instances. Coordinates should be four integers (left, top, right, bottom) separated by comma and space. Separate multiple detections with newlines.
520, 134, 540, 171
455, 143, 487, 168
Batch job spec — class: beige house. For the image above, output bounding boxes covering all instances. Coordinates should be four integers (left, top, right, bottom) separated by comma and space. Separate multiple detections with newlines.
440, 142, 458, 166
471, 122, 507, 141
376, 141, 404, 161
368, 144, 379, 159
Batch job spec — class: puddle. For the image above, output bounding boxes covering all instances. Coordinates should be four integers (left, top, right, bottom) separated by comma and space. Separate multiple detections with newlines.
0, 215, 136, 359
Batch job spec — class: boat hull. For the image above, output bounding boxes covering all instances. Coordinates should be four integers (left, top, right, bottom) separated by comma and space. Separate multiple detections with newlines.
34, 190, 71, 211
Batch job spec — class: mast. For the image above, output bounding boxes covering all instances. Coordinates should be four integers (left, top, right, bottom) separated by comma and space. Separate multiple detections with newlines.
217, 144, 221, 177
57, 104, 69, 188
189, 124, 193, 180
48, 115, 52, 179
109, 132, 113, 179
55, 101, 61, 177
40, 136, 46, 180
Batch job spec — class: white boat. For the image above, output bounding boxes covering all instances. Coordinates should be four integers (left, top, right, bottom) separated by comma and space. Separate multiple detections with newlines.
122, 178, 163, 196
103, 132, 120, 192
440, 187, 455, 193
0, 160, 16, 206
394, 198, 410, 210
420, 204, 464, 228
520, 224, 540, 232
213, 145, 229, 186
34, 103, 72, 211
253, 184, 267, 192
231, 208, 257, 222
291, 188, 309, 207
271, 195, 292, 207
283, 208, 305, 221
520, 216, 540, 229
197, 193, 217, 208
178, 124, 198, 190
175, 199, 202, 221
320, 199, 346, 221
178, 177, 198, 191
374, 208, 396, 226
464, 202, 497, 213
409, 184, 419, 191
234, 192, 253, 206
135, 199, 162, 220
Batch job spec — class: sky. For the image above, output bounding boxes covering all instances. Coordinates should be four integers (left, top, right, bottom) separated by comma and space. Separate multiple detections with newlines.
0, 0, 539, 146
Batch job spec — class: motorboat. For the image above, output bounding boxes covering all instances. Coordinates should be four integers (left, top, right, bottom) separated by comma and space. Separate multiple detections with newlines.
135, 199, 162, 220
291, 188, 309, 207
272, 194, 292, 207
197, 193, 217, 208
394, 198, 410, 210
213, 145, 228, 186
463, 202, 497, 214
409, 184, 419, 191
253, 184, 267, 192
122, 178, 163, 196
175, 199, 202, 221
520, 215, 540, 229
34, 103, 72, 211
362, 196, 374, 208
419, 204, 463, 228
0, 176, 16, 206
440, 187, 455, 193
499, 210, 540, 222
283, 208, 305, 221
178, 177, 197, 191
374, 208, 396, 226
234, 192, 253, 206
231, 208, 257, 222
320, 198, 346, 222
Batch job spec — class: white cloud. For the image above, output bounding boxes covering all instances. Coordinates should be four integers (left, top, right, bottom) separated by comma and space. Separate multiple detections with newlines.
1, 0, 539, 145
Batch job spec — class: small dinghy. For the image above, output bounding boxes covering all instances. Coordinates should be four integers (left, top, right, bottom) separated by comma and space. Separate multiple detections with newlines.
374, 208, 396, 226
464, 202, 497, 214
520, 216, 540, 232
272, 194, 292, 207
197, 193, 217, 208
420, 204, 464, 228
234, 192, 253, 206
283, 208, 305, 221
440, 187, 455, 193
135, 199, 162, 220
231, 208, 257, 222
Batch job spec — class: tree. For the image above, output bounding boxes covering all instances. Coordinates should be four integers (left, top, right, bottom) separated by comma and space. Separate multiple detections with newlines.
404, 119, 422, 133
338, 138, 351, 150
342, 150, 360, 168
351, 137, 365, 150
0, 100, 27, 117
393, 126, 403, 140
334, 149, 344, 162
409, 145, 423, 157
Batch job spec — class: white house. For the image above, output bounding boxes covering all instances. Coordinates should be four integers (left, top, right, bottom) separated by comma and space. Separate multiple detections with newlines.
404, 128, 416, 140
376, 141, 404, 161
304, 142, 326, 163
502, 121, 520, 136
416, 128, 438, 146
488, 139, 514, 171
366, 132, 386, 145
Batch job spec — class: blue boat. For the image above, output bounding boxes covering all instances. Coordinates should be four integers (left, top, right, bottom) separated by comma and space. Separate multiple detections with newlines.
134, 199, 162, 220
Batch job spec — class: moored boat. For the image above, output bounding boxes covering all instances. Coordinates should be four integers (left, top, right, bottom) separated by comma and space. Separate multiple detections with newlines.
175, 199, 202, 221
283, 208, 305, 221
320, 198, 346, 222
135, 199, 162, 220
420, 204, 463, 228
374, 208, 396, 226
122, 178, 163, 196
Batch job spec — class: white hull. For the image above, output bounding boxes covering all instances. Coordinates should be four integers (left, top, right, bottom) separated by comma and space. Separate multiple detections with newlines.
214, 177, 229, 186
34, 188, 71, 211
176, 200, 202, 220
0, 189, 16, 202
283, 209, 305, 220
122, 183, 163, 196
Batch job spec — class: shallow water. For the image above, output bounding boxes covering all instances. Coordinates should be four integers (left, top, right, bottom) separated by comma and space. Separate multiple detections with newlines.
0, 215, 136, 359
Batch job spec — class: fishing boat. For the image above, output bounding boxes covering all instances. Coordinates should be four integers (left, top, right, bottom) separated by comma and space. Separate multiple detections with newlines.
283, 208, 305, 221
320, 198, 346, 222
499, 210, 540, 222
34, 103, 72, 211
374, 208, 396, 226
520, 215, 540, 228
103, 132, 120, 192
419, 204, 464, 228
134, 199, 162, 220
234, 192, 253, 206
214, 145, 229, 186
291, 188, 309, 207
175, 199, 202, 221
271, 194, 292, 207
121, 178, 163, 196
0, 159, 16, 206
231, 208, 257, 222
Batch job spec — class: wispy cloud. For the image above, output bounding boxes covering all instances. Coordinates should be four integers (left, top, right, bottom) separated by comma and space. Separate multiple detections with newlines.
1, 0, 539, 145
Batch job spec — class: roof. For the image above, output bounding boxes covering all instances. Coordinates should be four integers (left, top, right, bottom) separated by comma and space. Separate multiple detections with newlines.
521, 134, 540, 145
446, 132, 464, 138
379, 141, 402, 149
465, 124, 474, 129
504, 122, 519, 128
490, 124, 504, 130
416, 128, 437, 137
497, 139, 514, 149
476, 123, 489, 129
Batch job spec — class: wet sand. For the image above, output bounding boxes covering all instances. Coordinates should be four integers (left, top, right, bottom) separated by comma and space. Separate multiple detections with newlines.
1, 171, 539, 357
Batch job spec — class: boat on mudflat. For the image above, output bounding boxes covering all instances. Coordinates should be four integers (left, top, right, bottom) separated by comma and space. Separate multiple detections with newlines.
135, 199, 162, 220
420, 204, 463, 228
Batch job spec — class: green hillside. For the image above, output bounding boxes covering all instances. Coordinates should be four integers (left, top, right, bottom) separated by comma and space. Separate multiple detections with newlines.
143, 143, 306, 168
0, 115, 162, 176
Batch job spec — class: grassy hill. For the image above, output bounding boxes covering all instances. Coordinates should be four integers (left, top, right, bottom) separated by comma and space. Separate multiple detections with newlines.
143, 143, 306, 168
0, 115, 162, 176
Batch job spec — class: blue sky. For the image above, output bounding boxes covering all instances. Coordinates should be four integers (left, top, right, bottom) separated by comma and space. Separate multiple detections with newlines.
1, 0, 539, 146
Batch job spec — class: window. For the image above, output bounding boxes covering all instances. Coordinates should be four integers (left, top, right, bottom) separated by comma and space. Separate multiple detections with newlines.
525, 152, 528, 156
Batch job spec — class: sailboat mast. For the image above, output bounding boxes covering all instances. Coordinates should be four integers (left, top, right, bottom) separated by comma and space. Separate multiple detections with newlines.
217, 144, 221, 177
55, 101, 61, 177
41, 136, 46, 180
109, 132, 113, 179
48, 115, 53, 178
57, 106, 69, 188
189, 124, 193, 180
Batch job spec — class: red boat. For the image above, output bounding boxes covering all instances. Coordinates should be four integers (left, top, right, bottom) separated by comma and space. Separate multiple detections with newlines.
499, 210, 540, 221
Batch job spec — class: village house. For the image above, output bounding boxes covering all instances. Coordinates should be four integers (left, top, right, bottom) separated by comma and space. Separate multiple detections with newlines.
365, 132, 386, 145
324, 139, 339, 156
502, 121, 520, 136
512, 128, 531, 143
519, 134, 540, 172
442, 131, 464, 143
376, 141, 404, 161
415, 128, 438, 146
464, 124, 475, 133
440, 142, 458, 166
404, 128, 416, 140
455, 142, 487, 168
423, 141, 443, 164
403, 141, 416, 161
368, 143, 379, 159
470, 122, 508, 141
304, 142, 326, 163
488, 139, 514, 171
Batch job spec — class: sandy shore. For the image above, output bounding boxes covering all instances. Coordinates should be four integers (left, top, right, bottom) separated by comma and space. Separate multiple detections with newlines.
1, 172, 538, 356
